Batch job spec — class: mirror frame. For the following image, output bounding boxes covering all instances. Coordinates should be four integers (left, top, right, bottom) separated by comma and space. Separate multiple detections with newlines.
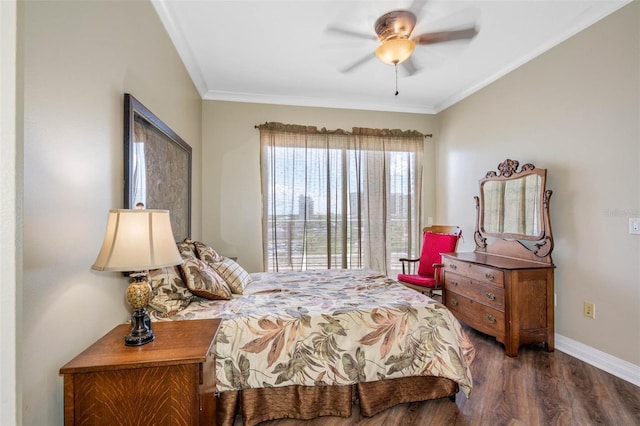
474, 159, 554, 264
124, 94, 192, 241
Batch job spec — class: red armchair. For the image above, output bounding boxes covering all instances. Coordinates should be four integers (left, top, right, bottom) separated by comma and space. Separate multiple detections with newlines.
397, 226, 462, 297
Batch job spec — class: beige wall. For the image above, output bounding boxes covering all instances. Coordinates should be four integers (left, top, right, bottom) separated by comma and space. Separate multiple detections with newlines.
436, 2, 639, 365
21, 1, 202, 424
201, 101, 437, 273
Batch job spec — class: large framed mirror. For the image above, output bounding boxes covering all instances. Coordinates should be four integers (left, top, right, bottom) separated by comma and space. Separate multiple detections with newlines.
474, 159, 554, 264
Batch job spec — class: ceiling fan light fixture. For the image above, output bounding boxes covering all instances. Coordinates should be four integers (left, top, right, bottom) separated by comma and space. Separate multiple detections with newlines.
375, 38, 415, 65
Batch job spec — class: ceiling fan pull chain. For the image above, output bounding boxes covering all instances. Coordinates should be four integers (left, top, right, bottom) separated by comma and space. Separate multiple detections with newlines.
395, 63, 399, 96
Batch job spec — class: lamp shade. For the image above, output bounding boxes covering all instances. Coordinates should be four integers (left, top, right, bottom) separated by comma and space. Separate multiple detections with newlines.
375, 38, 415, 65
91, 209, 182, 272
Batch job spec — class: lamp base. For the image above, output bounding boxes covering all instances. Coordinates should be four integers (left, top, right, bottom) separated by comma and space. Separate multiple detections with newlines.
125, 308, 155, 346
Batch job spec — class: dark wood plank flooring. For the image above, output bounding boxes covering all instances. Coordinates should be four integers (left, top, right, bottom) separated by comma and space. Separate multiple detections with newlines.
238, 324, 640, 425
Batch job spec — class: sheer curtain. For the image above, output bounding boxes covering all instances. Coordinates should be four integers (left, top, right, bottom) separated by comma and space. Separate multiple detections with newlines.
349, 127, 423, 274
259, 122, 424, 275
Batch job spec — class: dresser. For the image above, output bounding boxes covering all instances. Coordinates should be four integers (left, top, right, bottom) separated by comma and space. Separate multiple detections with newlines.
442, 251, 554, 357
60, 319, 220, 425
444, 159, 556, 357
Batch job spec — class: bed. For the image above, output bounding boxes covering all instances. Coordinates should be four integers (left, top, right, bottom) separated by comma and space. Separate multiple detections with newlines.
147, 241, 475, 426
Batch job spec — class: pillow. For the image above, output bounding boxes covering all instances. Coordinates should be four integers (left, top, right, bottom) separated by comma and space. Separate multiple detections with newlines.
193, 241, 224, 264
176, 238, 198, 260
147, 266, 193, 317
179, 257, 232, 300
209, 257, 252, 294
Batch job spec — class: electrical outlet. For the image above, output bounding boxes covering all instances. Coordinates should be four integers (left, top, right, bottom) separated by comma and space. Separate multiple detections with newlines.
583, 302, 595, 319
630, 218, 640, 235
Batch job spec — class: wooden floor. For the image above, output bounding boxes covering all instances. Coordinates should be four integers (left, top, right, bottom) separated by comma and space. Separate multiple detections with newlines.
241, 324, 640, 426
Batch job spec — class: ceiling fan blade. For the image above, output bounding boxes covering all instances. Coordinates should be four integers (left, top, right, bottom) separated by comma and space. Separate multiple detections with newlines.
401, 57, 420, 77
326, 25, 377, 41
340, 53, 376, 73
412, 27, 478, 45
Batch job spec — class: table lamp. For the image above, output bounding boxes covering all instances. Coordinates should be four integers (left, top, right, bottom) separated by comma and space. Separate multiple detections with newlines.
91, 209, 182, 346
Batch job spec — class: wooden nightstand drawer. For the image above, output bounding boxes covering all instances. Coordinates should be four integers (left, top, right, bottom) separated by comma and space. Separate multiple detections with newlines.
444, 259, 504, 287
444, 273, 505, 311
445, 290, 505, 337
68, 364, 200, 424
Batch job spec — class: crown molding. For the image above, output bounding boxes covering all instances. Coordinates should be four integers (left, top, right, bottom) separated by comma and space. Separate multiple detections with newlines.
203, 89, 437, 115
151, 0, 208, 97
435, 0, 632, 113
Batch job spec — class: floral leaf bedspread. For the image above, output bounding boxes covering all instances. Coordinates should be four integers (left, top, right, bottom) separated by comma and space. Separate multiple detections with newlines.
152, 269, 475, 396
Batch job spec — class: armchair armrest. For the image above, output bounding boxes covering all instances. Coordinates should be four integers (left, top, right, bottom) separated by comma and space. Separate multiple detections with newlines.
399, 257, 420, 274
432, 263, 445, 283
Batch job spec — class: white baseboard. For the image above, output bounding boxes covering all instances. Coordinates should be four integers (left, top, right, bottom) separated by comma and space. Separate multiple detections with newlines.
555, 333, 640, 387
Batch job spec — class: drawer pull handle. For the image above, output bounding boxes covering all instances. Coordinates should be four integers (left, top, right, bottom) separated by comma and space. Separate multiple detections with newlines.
485, 292, 496, 301
449, 263, 457, 270
486, 314, 497, 324
485, 273, 495, 281
451, 299, 458, 307
450, 280, 458, 287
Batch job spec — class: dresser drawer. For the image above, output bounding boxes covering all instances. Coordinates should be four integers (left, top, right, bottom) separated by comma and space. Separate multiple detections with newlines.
444, 259, 504, 287
445, 290, 505, 337
444, 273, 505, 311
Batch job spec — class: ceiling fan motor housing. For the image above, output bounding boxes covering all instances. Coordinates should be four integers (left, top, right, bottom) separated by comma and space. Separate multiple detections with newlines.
374, 10, 417, 41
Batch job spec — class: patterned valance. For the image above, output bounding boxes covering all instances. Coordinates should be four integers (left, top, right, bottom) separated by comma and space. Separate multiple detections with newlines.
254, 122, 350, 135
351, 127, 431, 138
255, 122, 432, 138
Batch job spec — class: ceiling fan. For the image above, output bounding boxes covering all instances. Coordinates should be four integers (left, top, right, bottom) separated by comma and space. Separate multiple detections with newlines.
327, 4, 479, 93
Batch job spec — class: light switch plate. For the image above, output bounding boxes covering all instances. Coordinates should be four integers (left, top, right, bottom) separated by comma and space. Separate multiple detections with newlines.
629, 218, 640, 235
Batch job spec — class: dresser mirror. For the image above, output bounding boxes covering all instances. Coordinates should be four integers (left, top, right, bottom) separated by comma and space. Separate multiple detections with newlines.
474, 159, 554, 264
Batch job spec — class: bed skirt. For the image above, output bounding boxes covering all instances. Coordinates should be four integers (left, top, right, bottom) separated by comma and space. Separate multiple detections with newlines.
216, 375, 459, 426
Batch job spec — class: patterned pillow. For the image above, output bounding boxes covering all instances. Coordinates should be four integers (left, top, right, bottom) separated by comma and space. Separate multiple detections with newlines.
193, 241, 224, 264
210, 257, 252, 295
179, 257, 232, 300
176, 238, 198, 260
147, 266, 193, 317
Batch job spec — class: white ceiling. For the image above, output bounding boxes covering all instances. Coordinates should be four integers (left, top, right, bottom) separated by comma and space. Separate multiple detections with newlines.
152, 0, 631, 114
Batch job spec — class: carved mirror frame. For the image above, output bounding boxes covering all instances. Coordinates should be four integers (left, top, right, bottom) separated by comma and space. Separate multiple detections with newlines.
474, 159, 554, 264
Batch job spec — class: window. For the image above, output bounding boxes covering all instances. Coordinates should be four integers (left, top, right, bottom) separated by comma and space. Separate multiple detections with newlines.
259, 123, 424, 275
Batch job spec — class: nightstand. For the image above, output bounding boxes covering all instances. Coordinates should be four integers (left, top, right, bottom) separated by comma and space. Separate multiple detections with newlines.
60, 319, 220, 425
